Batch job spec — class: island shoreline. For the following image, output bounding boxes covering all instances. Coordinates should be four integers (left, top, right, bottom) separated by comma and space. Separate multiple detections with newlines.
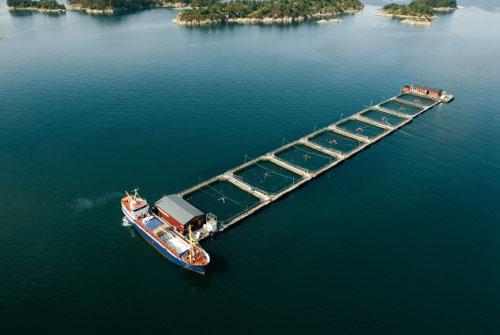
7, 6, 65, 12
174, 10, 361, 26
66, 2, 189, 15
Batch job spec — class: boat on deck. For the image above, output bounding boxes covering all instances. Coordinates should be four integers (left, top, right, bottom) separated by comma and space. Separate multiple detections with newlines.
121, 190, 210, 274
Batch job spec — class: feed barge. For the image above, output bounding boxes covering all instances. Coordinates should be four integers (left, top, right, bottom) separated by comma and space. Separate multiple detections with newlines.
121, 190, 210, 274
121, 85, 454, 274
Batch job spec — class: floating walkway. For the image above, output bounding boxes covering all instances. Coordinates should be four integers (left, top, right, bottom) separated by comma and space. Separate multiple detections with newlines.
176, 90, 448, 241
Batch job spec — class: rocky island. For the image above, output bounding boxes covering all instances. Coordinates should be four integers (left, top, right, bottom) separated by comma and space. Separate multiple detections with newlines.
6, 0, 66, 12
174, 0, 363, 26
382, 0, 457, 26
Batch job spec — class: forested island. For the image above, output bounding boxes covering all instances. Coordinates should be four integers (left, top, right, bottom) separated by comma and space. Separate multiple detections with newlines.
176, 0, 363, 25
66, 0, 188, 14
6, 0, 364, 24
382, 0, 457, 26
6, 0, 66, 12
64, 0, 363, 20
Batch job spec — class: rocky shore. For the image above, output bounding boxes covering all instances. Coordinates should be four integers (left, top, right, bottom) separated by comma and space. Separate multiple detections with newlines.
432, 6, 456, 12
67, 4, 115, 14
174, 16, 303, 26
380, 12, 437, 20
66, 1, 188, 15
401, 17, 432, 26
317, 18, 342, 24
174, 11, 356, 26
6, 5, 65, 12
380, 11, 436, 27
158, 1, 189, 9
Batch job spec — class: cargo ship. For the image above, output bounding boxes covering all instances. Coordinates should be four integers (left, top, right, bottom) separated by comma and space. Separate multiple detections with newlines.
121, 190, 210, 274
403, 84, 454, 103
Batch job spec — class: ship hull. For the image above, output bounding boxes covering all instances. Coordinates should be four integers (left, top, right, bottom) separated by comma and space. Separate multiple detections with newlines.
122, 206, 205, 274
122, 207, 205, 274
132, 223, 206, 274
122, 205, 136, 223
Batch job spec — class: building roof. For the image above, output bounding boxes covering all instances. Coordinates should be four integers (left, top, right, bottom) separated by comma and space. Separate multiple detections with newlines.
412, 84, 442, 93
155, 194, 204, 226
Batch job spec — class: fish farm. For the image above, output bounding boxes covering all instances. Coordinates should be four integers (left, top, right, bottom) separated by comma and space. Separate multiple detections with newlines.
177, 89, 453, 241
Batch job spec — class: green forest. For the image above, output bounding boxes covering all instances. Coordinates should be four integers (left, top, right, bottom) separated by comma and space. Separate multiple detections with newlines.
414, 0, 457, 7
7, 0, 65, 9
178, 0, 363, 23
67, 0, 158, 10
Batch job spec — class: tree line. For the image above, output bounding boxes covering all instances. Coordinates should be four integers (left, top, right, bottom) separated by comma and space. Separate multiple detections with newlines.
67, 0, 157, 10
7, 0, 65, 9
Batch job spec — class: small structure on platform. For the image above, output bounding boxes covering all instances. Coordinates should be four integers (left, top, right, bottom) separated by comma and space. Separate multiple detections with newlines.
402, 84, 454, 102
403, 84, 442, 98
154, 194, 205, 233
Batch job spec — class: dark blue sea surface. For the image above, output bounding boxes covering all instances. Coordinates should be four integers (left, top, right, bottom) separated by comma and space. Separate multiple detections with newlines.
1, 1, 499, 333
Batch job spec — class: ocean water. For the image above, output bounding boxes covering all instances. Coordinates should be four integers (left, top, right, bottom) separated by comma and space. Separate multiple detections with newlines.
1, 1, 499, 333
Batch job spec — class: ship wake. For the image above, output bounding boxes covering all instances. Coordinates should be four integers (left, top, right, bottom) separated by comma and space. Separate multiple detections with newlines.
71, 192, 122, 213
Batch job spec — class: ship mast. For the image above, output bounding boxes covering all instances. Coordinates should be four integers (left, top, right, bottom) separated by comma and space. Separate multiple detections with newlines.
188, 225, 194, 264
